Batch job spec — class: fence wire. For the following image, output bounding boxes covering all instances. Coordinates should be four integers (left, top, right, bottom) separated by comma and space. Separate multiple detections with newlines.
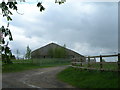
9, 58, 71, 66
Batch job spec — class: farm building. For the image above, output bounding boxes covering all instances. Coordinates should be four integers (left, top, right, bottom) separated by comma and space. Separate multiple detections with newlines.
31, 43, 86, 62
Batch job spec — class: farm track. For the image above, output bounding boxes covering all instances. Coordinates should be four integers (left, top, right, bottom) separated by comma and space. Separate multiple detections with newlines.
2, 65, 74, 88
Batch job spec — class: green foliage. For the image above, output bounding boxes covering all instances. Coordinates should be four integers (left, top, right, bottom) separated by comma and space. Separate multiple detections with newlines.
48, 48, 54, 58
0, 1, 18, 64
0, 1, 17, 20
25, 45, 31, 59
1, 41, 13, 64
36, 0, 66, 12
57, 67, 119, 88
55, 0, 66, 5
0, 26, 13, 42
48, 45, 67, 58
37, 2, 45, 12
16, 49, 20, 59
2, 54, 13, 64
54, 47, 65, 58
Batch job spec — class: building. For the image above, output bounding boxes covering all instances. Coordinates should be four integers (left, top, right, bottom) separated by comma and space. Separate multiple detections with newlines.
31, 43, 86, 62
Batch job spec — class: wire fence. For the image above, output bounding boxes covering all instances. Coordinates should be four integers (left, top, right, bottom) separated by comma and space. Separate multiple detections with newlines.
32, 58, 71, 66
11, 59, 33, 64
10, 58, 71, 66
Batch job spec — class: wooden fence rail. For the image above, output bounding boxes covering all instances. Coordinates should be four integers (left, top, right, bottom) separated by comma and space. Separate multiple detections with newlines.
71, 53, 120, 72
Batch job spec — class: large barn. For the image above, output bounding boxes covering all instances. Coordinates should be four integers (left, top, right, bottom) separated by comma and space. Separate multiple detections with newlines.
31, 43, 86, 62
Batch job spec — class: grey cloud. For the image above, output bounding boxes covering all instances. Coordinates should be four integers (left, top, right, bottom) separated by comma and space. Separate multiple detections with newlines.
9, 2, 118, 56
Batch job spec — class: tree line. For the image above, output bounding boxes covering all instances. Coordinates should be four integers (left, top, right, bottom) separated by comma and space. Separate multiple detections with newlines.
16, 45, 31, 60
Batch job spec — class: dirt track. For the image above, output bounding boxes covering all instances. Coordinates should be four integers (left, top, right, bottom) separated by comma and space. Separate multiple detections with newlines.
2, 65, 74, 88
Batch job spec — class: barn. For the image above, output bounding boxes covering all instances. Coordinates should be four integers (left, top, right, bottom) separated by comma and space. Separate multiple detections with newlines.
31, 43, 86, 62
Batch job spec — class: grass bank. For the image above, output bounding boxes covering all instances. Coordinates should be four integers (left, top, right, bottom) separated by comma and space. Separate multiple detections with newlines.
2, 63, 69, 73
57, 67, 119, 88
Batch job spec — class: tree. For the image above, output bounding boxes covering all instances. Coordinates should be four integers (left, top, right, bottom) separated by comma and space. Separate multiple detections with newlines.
54, 46, 67, 58
1, 41, 13, 64
48, 44, 67, 58
16, 49, 20, 60
0, 0, 66, 64
25, 45, 31, 59
0, 1, 17, 64
48, 48, 54, 58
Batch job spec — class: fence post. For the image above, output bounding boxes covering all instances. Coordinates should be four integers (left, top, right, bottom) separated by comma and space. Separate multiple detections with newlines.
88, 56, 90, 67
118, 53, 120, 71
80, 58, 82, 67
94, 57, 96, 62
118, 53, 120, 88
100, 55, 103, 70
72, 58, 75, 66
75, 58, 76, 66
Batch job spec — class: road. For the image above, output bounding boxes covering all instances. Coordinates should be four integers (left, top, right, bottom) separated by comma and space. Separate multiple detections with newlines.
2, 65, 74, 88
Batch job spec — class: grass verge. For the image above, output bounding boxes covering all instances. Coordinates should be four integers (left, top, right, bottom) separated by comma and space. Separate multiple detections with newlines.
57, 67, 119, 88
2, 63, 69, 73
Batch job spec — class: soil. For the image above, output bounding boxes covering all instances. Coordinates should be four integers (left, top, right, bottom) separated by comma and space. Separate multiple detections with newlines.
2, 65, 74, 88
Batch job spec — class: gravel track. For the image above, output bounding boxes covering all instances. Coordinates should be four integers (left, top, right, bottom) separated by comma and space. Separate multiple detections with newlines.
2, 65, 74, 88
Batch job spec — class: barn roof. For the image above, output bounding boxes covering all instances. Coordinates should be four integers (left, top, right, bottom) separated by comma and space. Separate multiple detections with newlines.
31, 43, 84, 57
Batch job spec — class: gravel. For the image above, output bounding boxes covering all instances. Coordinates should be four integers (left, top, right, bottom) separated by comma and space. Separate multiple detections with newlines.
2, 65, 74, 88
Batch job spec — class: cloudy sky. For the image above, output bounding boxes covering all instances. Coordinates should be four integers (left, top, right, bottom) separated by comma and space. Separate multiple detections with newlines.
0, 0, 118, 60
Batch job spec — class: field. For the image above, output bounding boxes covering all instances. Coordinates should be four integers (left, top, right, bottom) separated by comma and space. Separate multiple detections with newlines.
2, 58, 71, 73
72, 62, 118, 71
57, 67, 119, 88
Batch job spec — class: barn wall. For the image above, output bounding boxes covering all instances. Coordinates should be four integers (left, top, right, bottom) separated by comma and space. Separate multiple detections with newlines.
31, 43, 86, 62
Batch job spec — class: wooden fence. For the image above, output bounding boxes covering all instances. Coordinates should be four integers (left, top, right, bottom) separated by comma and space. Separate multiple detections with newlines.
71, 53, 120, 72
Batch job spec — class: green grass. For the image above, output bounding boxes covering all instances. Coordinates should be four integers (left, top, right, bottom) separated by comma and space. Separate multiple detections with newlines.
57, 67, 119, 88
74, 62, 118, 70
2, 62, 70, 73
11, 59, 33, 63
2, 58, 71, 73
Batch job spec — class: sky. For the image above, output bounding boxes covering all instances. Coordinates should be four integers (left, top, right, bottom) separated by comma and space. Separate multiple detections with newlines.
0, 0, 118, 61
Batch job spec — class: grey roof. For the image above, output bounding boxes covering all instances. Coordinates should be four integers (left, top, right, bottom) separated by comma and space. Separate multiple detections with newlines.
31, 43, 84, 57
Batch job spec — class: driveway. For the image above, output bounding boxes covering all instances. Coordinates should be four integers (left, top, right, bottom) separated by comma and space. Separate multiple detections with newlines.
2, 65, 74, 88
